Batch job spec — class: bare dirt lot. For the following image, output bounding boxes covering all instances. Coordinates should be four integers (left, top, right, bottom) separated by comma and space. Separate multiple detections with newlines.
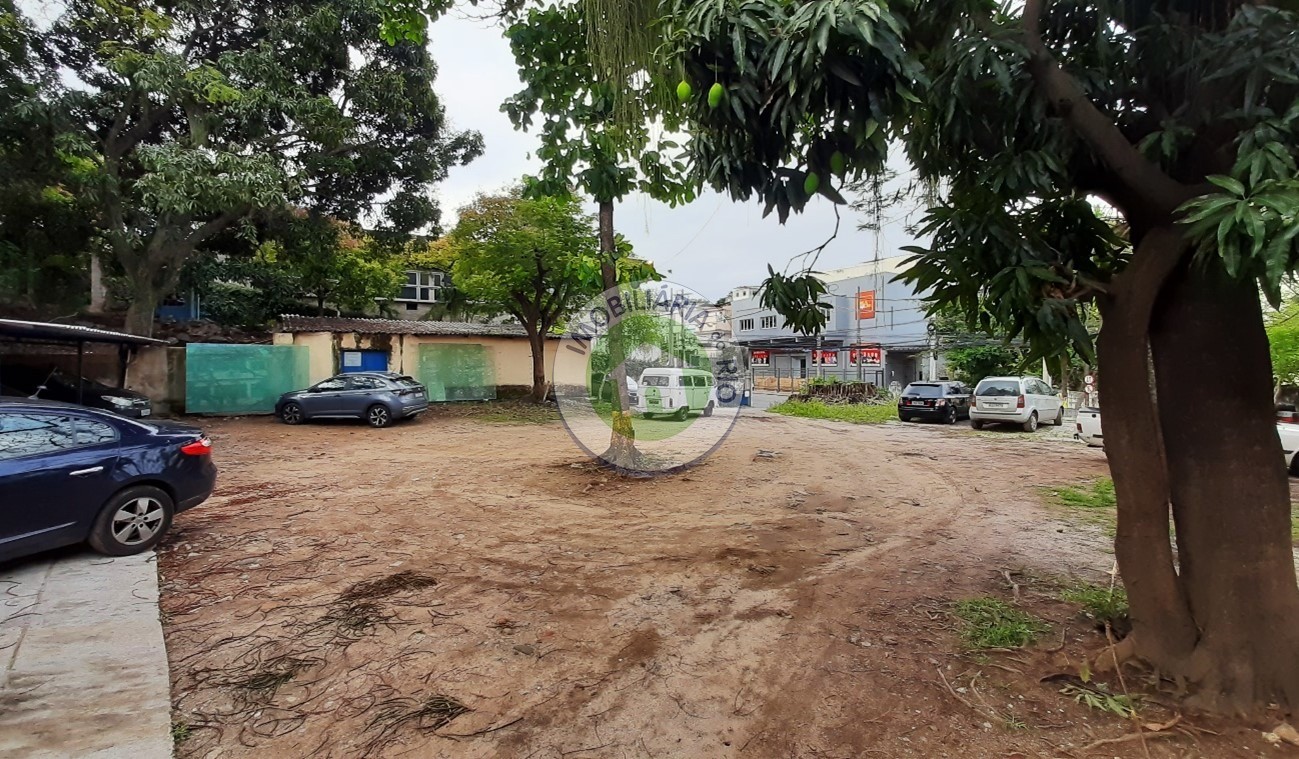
160, 407, 1284, 758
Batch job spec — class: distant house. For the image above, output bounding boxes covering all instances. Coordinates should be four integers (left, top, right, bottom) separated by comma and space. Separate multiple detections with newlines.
729, 256, 945, 388
393, 269, 447, 320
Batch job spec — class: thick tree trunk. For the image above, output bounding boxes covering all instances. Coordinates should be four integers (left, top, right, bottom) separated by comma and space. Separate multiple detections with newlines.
596, 199, 638, 470
1102, 225, 1299, 712
124, 281, 159, 337
1150, 257, 1299, 712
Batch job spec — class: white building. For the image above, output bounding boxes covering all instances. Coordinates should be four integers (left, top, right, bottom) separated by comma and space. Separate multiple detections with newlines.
728, 256, 943, 388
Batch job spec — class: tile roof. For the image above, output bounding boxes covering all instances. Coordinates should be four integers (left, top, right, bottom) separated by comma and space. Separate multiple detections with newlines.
278, 315, 531, 337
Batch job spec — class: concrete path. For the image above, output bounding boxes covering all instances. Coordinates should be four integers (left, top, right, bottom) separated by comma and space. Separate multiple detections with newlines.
0, 550, 172, 759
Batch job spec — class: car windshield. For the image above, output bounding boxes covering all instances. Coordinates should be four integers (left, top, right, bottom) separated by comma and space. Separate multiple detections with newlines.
976, 380, 1021, 396
641, 375, 671, 387
903, 383, 943, 398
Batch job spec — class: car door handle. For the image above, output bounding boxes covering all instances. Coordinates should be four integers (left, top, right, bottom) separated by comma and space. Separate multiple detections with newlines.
70, 466, 104, 476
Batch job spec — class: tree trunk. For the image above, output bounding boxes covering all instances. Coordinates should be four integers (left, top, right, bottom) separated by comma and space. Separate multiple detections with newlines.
88, 252, 107, 314
526, 323, 549, 403
1149, 256, 1299, 712
1101, 225, 1299, 712
596, 199, 638, 470
1097, 227, 1199, 671
124, 281, 159, 337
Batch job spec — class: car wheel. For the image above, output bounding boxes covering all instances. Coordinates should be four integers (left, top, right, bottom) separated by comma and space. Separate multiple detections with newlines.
672, 406, 689, 421
642, 412, 654, 419
945, 407, 957, 425
1053, 407, 1064, 426
280, 402, 304, 425
1023, 412, 1039, 432
970, 419, 984, 431
88, 485, 174, 556
367, 404, 393, 428
703, 402, 714, 417
899, 414, 911, 423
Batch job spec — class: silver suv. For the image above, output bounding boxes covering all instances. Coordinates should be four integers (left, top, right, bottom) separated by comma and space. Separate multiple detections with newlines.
969, 376, 1063, 432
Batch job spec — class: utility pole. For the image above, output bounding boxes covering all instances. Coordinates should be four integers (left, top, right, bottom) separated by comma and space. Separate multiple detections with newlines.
856, 286, 863, 382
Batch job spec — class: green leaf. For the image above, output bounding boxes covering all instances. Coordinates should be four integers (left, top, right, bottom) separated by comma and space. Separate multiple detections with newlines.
1208, 175, 1247, 197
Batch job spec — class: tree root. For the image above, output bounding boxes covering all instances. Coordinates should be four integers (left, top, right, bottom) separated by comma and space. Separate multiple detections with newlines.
1092, 635, 1137, 673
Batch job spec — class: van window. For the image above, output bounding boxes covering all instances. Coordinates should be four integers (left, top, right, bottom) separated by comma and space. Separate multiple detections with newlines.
975, 379, 1021, 397
642, 375, 670, 387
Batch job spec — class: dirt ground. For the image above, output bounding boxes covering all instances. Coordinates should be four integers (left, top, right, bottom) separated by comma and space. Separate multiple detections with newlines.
159, 407, 1288, 758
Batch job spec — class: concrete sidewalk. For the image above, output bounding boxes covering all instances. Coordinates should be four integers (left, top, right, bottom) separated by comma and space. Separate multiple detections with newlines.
0, 550, 173, 759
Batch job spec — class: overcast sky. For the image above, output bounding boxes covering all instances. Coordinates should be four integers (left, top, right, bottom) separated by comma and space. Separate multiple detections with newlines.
427, 12, 926, 302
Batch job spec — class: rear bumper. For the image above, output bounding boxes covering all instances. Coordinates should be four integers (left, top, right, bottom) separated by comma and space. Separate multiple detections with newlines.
175, 460, 218, 513
970, 407, 1031, 423
898, 405, 950, 419
398, 400, 429, 418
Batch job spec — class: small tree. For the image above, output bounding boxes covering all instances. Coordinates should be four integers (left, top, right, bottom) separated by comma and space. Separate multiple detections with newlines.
502, 2, 692, 463
439, 190, 609, 403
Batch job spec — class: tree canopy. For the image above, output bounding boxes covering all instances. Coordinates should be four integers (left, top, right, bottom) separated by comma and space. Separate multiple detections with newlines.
436, 188, 658, 401
24, 0, 481, 334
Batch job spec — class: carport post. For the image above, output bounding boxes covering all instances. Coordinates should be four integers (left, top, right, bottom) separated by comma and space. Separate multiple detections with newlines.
76, 340, 85, 405
117, 344, 129, 389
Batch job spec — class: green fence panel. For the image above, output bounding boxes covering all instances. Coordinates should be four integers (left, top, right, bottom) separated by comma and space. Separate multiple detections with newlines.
417, 344, 496, 401
185, 344, 310, 414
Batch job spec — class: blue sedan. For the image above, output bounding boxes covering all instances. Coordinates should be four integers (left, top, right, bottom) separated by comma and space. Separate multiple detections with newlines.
0, 398, 217, 563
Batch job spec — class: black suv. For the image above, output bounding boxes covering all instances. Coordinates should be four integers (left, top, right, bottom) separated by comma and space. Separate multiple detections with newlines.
898, 381, 971, 424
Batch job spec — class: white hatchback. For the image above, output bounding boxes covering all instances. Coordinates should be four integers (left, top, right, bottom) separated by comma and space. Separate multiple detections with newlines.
969, 376, 1064, 432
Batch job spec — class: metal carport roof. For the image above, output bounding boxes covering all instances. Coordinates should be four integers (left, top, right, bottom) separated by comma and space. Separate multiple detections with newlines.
0, 319, 165, 346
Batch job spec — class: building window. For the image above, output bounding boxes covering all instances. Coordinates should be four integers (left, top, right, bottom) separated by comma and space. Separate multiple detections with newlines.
739, 318, 754, 331
760, 315, 776, 329
398, 271, 443, 303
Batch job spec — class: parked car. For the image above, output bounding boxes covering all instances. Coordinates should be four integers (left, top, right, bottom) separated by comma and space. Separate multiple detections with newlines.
969, 376, 1064, 432
1079, 408, 1299, 474
634, 367, 717, 420
0, 398, 216, 563
0, 364, 152, 418
593, 374, 639, 406
1077, 406, 1103, 446
276, 372, 428, 428
897, 381, 971, 424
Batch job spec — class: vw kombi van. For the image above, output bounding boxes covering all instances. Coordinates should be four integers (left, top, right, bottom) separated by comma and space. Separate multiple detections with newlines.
635, 368, 718, 420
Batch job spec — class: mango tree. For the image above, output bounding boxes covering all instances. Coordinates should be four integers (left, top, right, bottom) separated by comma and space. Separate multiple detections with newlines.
655, 0, 1299, 711
47, 0, 482, 335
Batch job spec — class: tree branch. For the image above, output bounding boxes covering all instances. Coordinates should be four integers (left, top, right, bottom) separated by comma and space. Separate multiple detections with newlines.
185, 208, 247, 246
1021, 0, 1194, 218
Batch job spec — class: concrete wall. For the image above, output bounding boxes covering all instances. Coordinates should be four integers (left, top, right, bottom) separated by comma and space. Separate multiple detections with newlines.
124, 347, 186, 414
279, 331, 560, 392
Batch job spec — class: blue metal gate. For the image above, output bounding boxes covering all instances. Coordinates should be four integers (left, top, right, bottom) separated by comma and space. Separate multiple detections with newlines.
340, 350, 389, 373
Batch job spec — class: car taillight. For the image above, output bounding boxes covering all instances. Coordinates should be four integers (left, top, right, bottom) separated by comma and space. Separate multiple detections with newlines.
970, 397, 976, 408
180, 437, 212, 456
1017, 395, 1025, 409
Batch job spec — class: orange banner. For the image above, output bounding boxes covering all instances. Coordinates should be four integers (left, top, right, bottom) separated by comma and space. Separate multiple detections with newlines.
857, 290, 876, 320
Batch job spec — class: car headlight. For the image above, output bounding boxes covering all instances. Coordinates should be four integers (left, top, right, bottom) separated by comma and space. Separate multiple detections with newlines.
101, 395, 135, 408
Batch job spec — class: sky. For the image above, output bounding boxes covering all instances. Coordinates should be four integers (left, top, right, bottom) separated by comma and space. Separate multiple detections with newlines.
427, 11, 926, 303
